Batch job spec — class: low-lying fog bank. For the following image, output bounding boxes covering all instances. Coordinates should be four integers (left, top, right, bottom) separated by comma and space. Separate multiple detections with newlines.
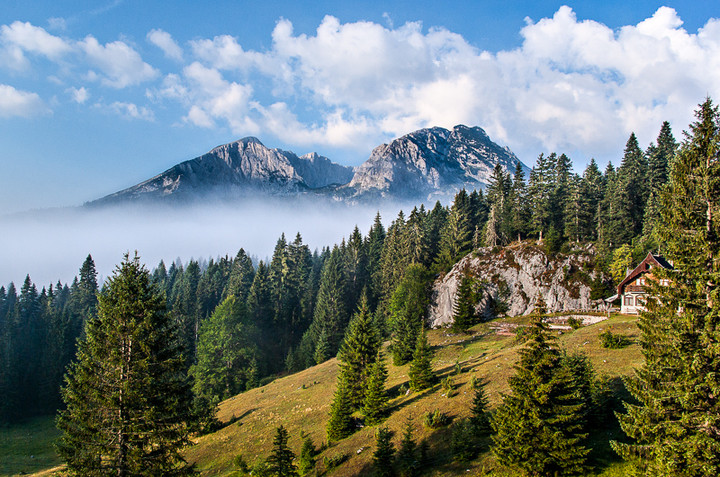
0, 197, 408, 287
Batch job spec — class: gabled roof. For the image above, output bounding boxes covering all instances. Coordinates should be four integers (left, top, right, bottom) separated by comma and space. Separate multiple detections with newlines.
617, 252, 673, 296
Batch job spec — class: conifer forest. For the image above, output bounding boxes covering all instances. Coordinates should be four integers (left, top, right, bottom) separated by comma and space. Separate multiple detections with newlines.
1, 98, 720, 476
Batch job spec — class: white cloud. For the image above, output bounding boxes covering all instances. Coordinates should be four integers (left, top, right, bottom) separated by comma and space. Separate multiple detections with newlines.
109, 101, 155, 121
147, 28, 183, 61
0, 84, 48, 118
175, 62, 257, 133
67, 86, 89, 104
0, 21, 71, 70
80, 35, 159, 88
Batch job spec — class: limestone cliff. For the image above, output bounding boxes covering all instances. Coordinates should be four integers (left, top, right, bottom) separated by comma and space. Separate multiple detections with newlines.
429, 241, 605, 328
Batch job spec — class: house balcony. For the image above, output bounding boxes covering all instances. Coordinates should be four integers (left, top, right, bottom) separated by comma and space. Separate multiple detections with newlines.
625, 285, 645, 293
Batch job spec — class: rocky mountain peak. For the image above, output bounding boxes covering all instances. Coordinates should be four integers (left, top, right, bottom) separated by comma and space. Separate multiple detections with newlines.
90, 124, 528, 206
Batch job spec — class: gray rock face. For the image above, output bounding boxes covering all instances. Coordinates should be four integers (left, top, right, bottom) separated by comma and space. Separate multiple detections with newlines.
290, 152, 355, 189
342, 125, 527, 202
429, 242, 604, 328
92, 137, 354, 204
91, 125, 528, 206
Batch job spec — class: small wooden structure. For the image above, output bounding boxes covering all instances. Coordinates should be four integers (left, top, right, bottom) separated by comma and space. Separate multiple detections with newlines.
616, 252, 673, 314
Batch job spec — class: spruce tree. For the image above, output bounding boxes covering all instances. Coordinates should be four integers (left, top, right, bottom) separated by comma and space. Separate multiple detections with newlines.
57, 253, 194, 475
337, 293, 380, 409
388, 264, 430, 365
297, 436, 316, 476
373, 426, 395, 477
613, 98, 720, 476
190, 295, 258, 404
396, 417, 419, 477
363, 351, 389, 425
408, 329, 434, 392
326, 373, 355, 441
267, 425, 298, 477
491, 315, 589, 475
470, 379, 491, 435
451, 271, 477, 333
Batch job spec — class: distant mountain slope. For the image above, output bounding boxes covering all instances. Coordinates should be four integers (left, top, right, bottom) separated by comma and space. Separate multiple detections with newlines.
92, 137, 354, 205
90, 125, 527, 206
342, 125, 527, 201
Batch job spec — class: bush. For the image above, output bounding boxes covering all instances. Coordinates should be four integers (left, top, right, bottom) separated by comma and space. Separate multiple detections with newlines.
323, 453, 348, 470
423, 409, 451, 429
233, 454, 249, 472
599, 329, 632, 349
567, 317, 583, 329
513, 325, 532, 344
441, 376, 456, 396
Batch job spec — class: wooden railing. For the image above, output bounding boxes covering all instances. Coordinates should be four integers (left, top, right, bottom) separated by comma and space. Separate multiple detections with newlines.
625, 285, 644, 293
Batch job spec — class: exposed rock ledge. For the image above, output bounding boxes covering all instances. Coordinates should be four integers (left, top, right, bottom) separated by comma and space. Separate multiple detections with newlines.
429, 241, 606, 328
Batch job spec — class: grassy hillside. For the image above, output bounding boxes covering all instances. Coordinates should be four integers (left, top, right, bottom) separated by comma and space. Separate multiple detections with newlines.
0, 416, 61, 476
186, 313, 642, 476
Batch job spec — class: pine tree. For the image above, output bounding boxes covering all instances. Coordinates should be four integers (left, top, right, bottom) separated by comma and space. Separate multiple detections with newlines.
306, 246, 349, 361
470, 379, 491, 435
388, 264, 430, 365
363, 351, 389, 425
408, 329, 434, 392
326, 373, 356, 442
373, 426, 395, 477
396, 417, 419, 477
190, 295, 258, 404
510, 162, 530, 241
613, 98, 720, 476
224, 248, 255, 302
491, 315, 589, 475
297, 436, 316, 476
337, 294, 380, 409
267, 425, 298, 477
57, 253, 194, 475
451, 271, 477, 333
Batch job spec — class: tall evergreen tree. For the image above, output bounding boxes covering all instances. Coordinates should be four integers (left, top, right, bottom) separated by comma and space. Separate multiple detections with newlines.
408, 329, 434, 392
224, 248, 255, 302
491, 315, 589, 475
267, 425, 298, 477
614, 98, 720, 476
373, 426, 395, 477
57, 253, 194, 476
388, 264, 430, 365
363, 351, 389, 425
190, 295, 258, 405
326, 372, 355, 442
451, 271, 477, 333
337, 294, 380, 409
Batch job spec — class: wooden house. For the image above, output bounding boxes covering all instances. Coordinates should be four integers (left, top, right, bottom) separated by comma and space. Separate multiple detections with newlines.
616, 252, 673, 314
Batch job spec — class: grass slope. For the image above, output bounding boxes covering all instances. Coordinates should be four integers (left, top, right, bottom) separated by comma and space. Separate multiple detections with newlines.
186, 313, 642, 476
0, 416, 61, 476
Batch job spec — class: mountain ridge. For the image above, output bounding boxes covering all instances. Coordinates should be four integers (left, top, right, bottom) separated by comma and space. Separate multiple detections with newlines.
90, 125, 527, 206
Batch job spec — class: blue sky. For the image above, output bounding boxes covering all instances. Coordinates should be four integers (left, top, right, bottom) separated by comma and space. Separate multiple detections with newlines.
1, 0, 719, 214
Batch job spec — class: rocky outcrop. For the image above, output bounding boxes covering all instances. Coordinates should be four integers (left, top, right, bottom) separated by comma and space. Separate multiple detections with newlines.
429, 241, 604, 328
341, 125, 527, 202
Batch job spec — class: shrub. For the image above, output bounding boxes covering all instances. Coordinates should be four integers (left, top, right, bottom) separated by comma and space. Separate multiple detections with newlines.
423, 409, 451, 429
567, 317, 583, 329
599, 329, 632, 349
441, 376, 456, 396
323, 453, 348, 470
233, 454, 249, 472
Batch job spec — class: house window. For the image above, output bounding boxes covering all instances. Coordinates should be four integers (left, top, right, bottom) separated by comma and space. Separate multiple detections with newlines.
624, 295, 634, 306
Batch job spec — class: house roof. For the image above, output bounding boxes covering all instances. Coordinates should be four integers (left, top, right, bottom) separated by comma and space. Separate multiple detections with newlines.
617, 252, 673, 296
